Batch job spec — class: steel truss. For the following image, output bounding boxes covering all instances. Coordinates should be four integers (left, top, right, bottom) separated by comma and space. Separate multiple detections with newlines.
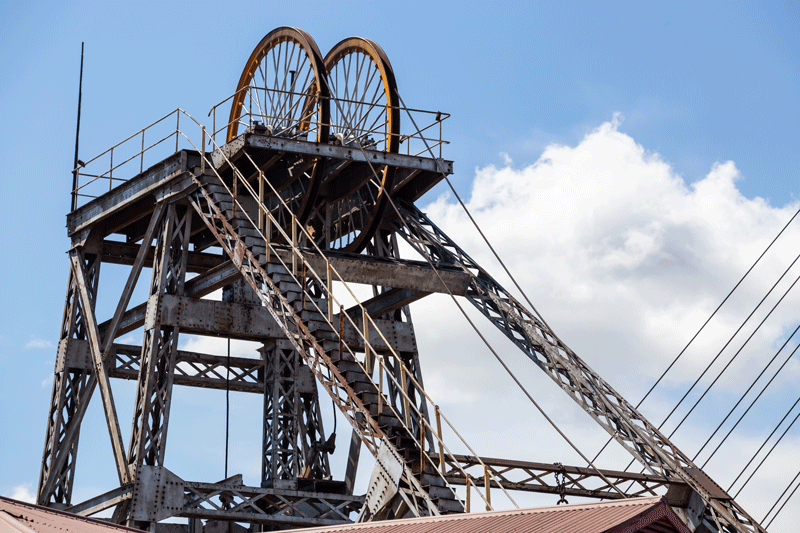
187, 175, 444, 520
439, 455, 687, 503
38, 158, 769, 533
396, 202, 766, 533
38, 158, 768, 533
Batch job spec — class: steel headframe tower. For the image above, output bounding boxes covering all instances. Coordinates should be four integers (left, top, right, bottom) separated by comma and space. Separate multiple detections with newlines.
38, 26, 767, 533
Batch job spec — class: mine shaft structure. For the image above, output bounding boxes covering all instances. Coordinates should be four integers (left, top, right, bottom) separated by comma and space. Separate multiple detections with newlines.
37, 27, 766, 533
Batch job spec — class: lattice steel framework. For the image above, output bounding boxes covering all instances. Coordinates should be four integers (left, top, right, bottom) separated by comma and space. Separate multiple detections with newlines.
35, 25, 768, 533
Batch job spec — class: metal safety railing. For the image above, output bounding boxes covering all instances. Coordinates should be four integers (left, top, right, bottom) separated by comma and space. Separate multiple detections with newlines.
69, 97, 497, 512
207, 86, 450, 159
70, 109, 195, 210
71, 84, 449, 212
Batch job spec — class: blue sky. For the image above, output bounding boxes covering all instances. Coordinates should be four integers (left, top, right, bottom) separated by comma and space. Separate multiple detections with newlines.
0, 1, 798, 530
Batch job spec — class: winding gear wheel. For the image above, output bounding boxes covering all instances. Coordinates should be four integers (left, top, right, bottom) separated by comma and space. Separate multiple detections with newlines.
227, 26, 330, 226
308, 37, 401, 253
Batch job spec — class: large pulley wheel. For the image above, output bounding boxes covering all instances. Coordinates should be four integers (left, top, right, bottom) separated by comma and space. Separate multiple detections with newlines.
307, 37, 400, 253
227, 27, 330, 224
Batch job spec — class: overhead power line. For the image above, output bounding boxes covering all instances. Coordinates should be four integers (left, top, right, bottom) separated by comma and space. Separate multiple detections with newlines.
765, 469, 800, 529
618, 251, 800, 478
590, 205, 800, 465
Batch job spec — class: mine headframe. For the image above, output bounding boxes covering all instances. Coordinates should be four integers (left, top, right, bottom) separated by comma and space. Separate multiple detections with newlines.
37, 26, 766, 533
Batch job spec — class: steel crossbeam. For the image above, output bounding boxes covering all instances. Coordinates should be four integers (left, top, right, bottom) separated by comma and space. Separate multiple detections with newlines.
38, 253, 101, 506
397, 203, 765, 533
181, 480, 362, 526
439, 454, 688, 503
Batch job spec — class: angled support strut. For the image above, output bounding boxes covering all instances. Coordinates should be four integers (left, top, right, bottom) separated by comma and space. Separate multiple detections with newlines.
397, 203, 766, 533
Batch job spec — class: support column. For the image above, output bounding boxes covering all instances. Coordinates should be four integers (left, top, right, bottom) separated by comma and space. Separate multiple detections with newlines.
261, 340, 332, 488
127, 202, 191, 527
263, 340, 301, 487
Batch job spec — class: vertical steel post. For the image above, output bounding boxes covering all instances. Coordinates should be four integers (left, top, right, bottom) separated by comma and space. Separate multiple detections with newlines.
466, 475, 471, 513
292, 216, 297, 276
363, 309, 372, 374
258, 172, 264, 233
378, 358, 383, 417
400, 364, 410, 428
419, 414, 426, 471
484, 465, 491, 511
140, 130, 145, 173
326, 261, 333, 322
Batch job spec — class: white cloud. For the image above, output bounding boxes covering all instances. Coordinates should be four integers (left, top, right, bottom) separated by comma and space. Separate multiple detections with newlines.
9, 485, 35, 503
416, 116, 800, 395
24, 337, 54, 350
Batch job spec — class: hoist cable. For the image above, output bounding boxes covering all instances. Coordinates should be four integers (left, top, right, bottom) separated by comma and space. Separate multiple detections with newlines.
667, 268, 800, 442
394, 94, 552, 332
225, 337, 230, 478
696, 325, 800, 466
590, 205, 800, 465
765, 470, 800, 529
729, 394, 800, 495
331, 396, 337, 436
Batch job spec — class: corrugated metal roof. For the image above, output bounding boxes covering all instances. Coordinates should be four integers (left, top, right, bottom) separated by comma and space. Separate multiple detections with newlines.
281, 496, 692, 533
0, 496, 139, 533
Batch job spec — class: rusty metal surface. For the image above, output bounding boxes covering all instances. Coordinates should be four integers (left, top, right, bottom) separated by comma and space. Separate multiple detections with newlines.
38, 25, 769, 533
439, 454, 688, 504
279, 497, 691, 533
242, 134, 452, 175
0, 495, 140, 532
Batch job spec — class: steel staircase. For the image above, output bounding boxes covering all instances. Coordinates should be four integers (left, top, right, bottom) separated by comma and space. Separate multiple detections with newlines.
189, 168, 463, 518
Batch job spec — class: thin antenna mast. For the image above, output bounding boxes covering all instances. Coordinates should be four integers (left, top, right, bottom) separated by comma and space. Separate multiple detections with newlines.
71, 42, 84, 212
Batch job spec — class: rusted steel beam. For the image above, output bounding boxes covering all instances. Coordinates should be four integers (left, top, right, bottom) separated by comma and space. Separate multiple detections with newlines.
60, 340, 265, 393
346, 288, 429, 319
180, 480, 362, 526
216, 133, 453, 175
101, 243, 469, 295
284, 247, 469, 295
100, 240, 222, 273
65, 485, 133, 517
